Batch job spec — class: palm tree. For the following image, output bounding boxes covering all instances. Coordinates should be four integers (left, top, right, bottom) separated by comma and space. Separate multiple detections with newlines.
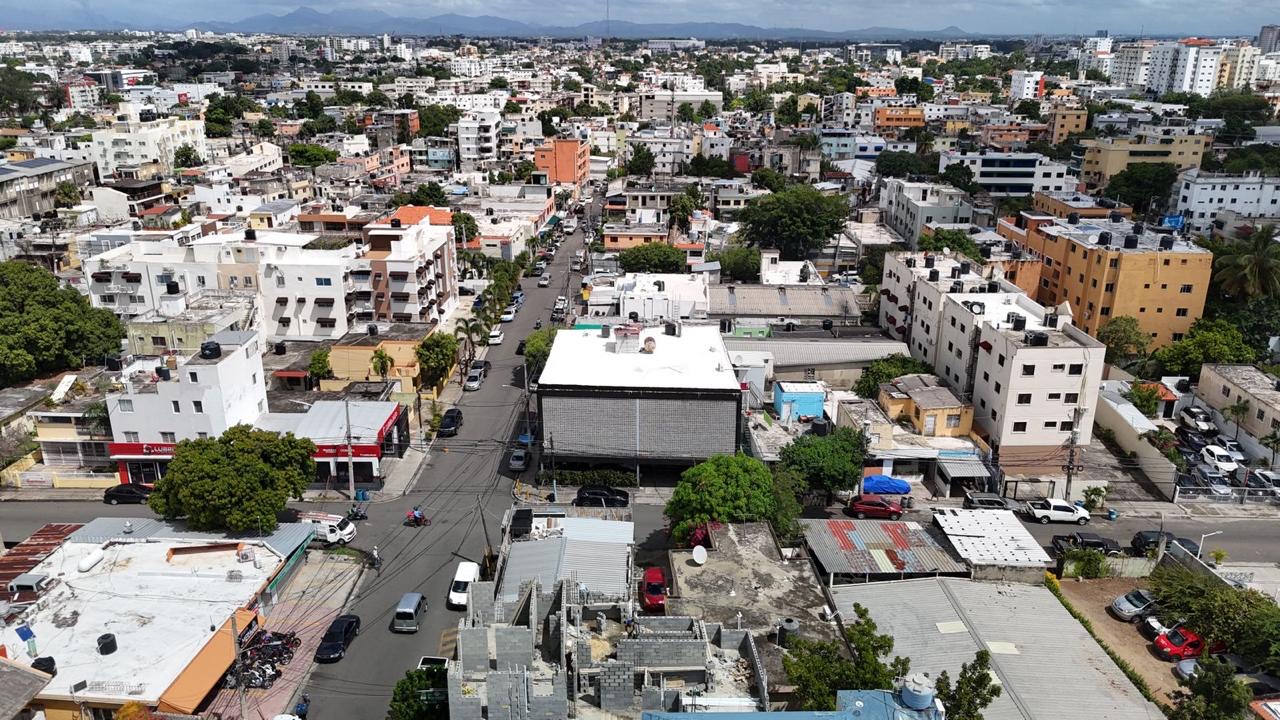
1213, 225, 1280, 300
1261, 430, 1280, 468
1224, 398, 1252, 440
371, 348, 393, 381
453, 317, 488, 379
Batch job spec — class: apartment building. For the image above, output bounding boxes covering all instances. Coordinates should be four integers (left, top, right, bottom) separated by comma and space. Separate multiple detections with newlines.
1196, 364, 1280, 440
820, 92, 858, 126
937, 151, 1073, 197
816, 130, 913, 160
1261, 26, 1280, 55
637, 89, 723, 121
872, 107, 925, 135
629, 131, 694, 177
1110, 42, 1157, 87
1079, 129, 1210, 188
454, 110, 501, 171
1031, 190, 1132, 220
63, 79, 101, 111
938, 43, 992, 60
879, 251, 1105, 478
1146, 41, 1224, 97
624, 183, 680, 226
1009, 71, 1045, 101
879, 178, 973, 245
1218, 45, 1261, 89
353, 206, 458, 327
534, 138, 590, 188
1175, 168, 1280, 233
996, 211, 1211, 346
90, 106, 208, 179
602, 221, 670, 250
0, 157, 96, 220
1046, 107, 1087, 145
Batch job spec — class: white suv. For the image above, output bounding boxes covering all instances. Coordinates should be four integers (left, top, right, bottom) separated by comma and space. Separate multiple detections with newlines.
1201, 445, 1239, 475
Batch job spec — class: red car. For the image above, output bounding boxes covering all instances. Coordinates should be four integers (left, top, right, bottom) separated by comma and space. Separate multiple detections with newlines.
640, 567, 667, 612
848, 494, 904, 520
1154, 627, 1225, 661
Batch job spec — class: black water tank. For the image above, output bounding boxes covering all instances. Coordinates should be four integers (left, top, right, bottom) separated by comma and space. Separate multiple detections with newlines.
200, 341, 221, 359
31, 656, 56, 677
665, 322, 678, 336
510, 508, 533, 537
156, 367, 171, 381
274, 341, 287, 355
105, 355, 122, 371
822, 319, 834, 331
1067, 212, 1080, 225
628, 311, 639, 322
928, 269, 940, 282
812, 418, 830, 436
1012, 315, 1027, 331
390, 218, 402, 228
97, 633, 117, 656
165, 281, 180, 295
244, 228, 257, 240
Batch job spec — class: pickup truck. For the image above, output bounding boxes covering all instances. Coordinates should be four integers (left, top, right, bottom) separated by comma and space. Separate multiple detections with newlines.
1025, 497, 1091, 525
1051, 532, 1124, 557
418, 656, 448, 670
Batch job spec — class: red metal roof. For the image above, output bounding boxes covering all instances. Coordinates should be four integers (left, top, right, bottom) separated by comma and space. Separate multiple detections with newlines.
0, 523, 81, 608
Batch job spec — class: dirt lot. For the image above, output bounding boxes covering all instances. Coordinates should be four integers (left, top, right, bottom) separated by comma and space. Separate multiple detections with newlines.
1057, 577, 1182, 704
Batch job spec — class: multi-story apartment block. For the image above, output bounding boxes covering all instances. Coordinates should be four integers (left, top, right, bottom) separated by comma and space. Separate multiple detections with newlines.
1031, 190, 1132, 221
63, 79, 101, 111
1079, 129, 1210, 188
454, 110, 501, 171
534, 138, 590, 188
1261, 25, 1280, 55
1175, 168, 1280, 233
879, 179, 973, 245
996, 210, 1211, 346
352, 206, 458, 327
1110, 42, 1157, 87
937, 151, 1073, 197
1146, 40, 1224, 97
872, 107, 926, 135
1217, 45, 1261, 89
816, 129, 913, 160
938, 43, 993, 61
879, 251, 1105, 480
90, 106, 207, 179
820, 92, 858, 126
0, 157, 96, 220
628, 132, 693, 177
1009, 71, 1045, 101
1046, 107, 1087, 145
637, 90, 723, 122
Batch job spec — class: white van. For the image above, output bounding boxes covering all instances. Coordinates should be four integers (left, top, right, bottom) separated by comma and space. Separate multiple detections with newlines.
392, 592, 427, 633
298, 512, 357, 544
447, 561, 481, 609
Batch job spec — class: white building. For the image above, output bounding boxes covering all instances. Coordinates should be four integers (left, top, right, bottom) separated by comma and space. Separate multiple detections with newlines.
90, 105, 208, 178
938, 43, 993, 61
455, 110, 501, 170
1146, 42, 1224, 97
1110, 42, 1156, 87
1008, 70, 1045, 101
937, 151, 1072, 197
1175, 167, 1280, 233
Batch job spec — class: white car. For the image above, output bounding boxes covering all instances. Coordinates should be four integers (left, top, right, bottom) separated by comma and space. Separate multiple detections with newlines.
508, 449, 529, 472
538, 275, 552, 287
1216, 437, 1248, 463
1180, 406, 1216, 434
500, 309, 516, 323
463, 370, 484, 391
554, 295, 568, 311
487, 328, 505, 345
1201, 445, 1239, 475
447, 561, 481, 609
1025, 498, 1091, 525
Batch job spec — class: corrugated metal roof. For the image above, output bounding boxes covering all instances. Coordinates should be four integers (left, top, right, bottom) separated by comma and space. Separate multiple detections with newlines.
0, 657, 52, 718
555, 518, 634, 544
500, 538, 567, 601
931, 508, 1052, 567
710, 286, 876, 317
0, 523, 82, 604
938, 458, 993, 479
830, 578, 1163, 720
799, 519, 965, 576
68, 518, 312, 559
723, 337, 909, 369
499, 537, 631, 602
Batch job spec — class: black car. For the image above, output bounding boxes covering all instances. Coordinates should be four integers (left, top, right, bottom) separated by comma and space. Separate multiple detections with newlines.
104, 484, 153, 505
516, 339, 526, 355
1175, 426, 1209, 452
438, 408, 463, 437
470, 359, 492, 373
1051, 531, 1124, 557
314, 614, 360, 662
573, 486, 630, 508
1131, 530, 1176, 555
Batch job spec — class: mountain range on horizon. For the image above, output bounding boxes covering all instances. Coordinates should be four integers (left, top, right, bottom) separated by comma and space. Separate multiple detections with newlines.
2, 5, 986, 40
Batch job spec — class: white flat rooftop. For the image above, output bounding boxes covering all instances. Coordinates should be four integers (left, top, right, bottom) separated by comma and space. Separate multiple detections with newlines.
2, 538, 280, 705
931, 508, 1052, 567
539, 324, 740, 391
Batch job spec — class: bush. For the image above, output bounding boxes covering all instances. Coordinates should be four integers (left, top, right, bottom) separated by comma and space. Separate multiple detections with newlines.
1063, 548, 1111, 579
536, 468, 636, 487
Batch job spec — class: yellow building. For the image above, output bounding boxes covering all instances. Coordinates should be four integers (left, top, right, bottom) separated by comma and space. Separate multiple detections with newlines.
1046, 107, 1087, 145
1079, 131, 1210, 188
1030, 190, 1132, 220
601, 222, 670, 251
877, 374, 974, 438
997, 212, 1212, 346
328, 323, 434, 388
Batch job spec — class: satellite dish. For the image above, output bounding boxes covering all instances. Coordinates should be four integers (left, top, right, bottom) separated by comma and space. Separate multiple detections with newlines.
692, 545, 708, 565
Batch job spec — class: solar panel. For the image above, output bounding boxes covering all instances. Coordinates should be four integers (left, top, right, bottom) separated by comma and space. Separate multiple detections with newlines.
14, 158, 64, 169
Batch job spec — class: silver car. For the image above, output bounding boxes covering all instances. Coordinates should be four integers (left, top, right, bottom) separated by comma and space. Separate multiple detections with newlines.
1110, 589, 1157, 622
508, 449, 529, 472
464, 370, 484, 391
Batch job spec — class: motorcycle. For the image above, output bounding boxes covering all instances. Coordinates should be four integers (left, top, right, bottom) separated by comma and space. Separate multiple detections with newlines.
534, 319, 543, 330
346, 503, 368, 521
405, 506, 430, 527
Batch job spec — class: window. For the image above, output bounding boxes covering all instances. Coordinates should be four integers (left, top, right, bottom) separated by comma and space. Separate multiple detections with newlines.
171, 401, 181, 413
1172, 333, 1185, 341
1017, 393, 1032, 404
100, 294, 116, 304
1052, 364, 1065, 372
1180, 284, 1193, 294
252, 373, 258, 385
1044, 421, 1058, 429
316, 277, 333, 286
193, 401, 204, 413
124, 431, 139, 442
197, 432, 209, 439
1065, 392, 1079, 403
1060, 421, 1074, 432
1013, 421, 1027, 433
1100, 307, 1111, 316
1221, 386, 1231, 397
1068, 363, 1083, 376
1175, 308, 1188, 317
992, 410, 998, 422
243, 275, 254, 287
994, 382, 1002, 394
276, 275, 285, 287
997, 354, 1005, 366
1257, 409, 1266, 421
982, 371, 989, 382
1048, 392, 1062, 400
160, 432, 176, 443
1021, 364, 1035, 376
946, 414, 961, 428
197, 275, 206, 287
118, 399, 134, 413
1104, 282, 1114, 292
189, 371, 198, 382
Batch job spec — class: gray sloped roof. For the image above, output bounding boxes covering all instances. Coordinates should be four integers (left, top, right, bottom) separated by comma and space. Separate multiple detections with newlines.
723, 337, 908, 369
709, 285, 874, 318
0, 657, 51, 719
68, 517, 313, 559
499, 537, 631, 602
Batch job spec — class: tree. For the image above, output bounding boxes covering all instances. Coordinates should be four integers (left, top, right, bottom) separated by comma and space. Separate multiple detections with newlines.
1214, 225, 1280, 300
894, 76, 935, 102
173, 143, 203, 168
676, 102, 697, 123
710, 246, 761, 283
287, 143, 338, 167
627, 145, 655, 176
416, 332, 459, 389
779, 426, 867, 498
1224, 398, 1251, 440
665, 453, 778, 544
935, 650, 1003, 720
783, 637, 861, 711
523, 327, 558, 374
875, 151, 924, 178
1169, 656, 1252, 720
562, 78, 582, 92
774, 95, 801, 126
1150, 318, 1255, 377
453, 211, 478, 243
741, 88, 774, 113
939, 162, 977, 193
387, 667, 447, 720
254, 118, 276, 137
751, 167, 787, 193
618, 243, 685, 273
488, 76, 509, 90
365, 90, 391, 108
392, 182, 449, 208
0, 67, 40, 115
1123, 383, 1161, 418
417, 104, 462, 137
147, 425, 315, 532
854, 354, 934, 398
308, 349, 332, 380
503, 100, 523, 115
738, 185, 849, 260
1013, 99, 1042, 120
1104, 163, 1179, 213
918, 229, 982, 260
842, 602, 912, 690
1096, 316, 1149, 364
54, 180, 82, 208
371, 348, 393, 380
697, 99, 718, 120
0, 262, 123, 388
669, 194, 696, 232
1261, 429, 1280, 468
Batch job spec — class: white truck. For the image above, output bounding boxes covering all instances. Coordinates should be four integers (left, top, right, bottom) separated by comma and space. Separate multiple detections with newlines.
299, 512, 358, 544
1024, 498, 1091, 525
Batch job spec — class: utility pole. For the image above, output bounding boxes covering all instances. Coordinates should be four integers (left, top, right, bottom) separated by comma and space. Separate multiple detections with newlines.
345, 397, 356, 500
476, 495, 492, 569
548, 433, 558, 503
231, 612, 248, 720
1062, 406, 1084, 501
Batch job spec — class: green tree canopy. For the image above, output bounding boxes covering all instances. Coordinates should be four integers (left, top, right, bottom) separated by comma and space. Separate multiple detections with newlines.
669, 194, 697, 232
618, 243, 685, 273
697, 99, 719, 120
1150, 318, 1256, 377
54, 180, 82, 208
1096, 316, 1150, 364
774, 95, 801, 126
147, 425, 315, 532
287, 143, 338, 167
918, 228, 982, 260
387, 666, 448, 720
854, 354, 934, 398
676, 102, 697, 122
875, 151, 925, 178
709, 246, 761, 283
934, 650, 1003, 720
453, 211, 478, 243
627, 145, 656, 176
502, 100, 522, 115
939, 162, 977, 193
417, 104, 462, 137
307, 349, 332, 379
523, 327, 558, 375
778, 426, 867, 497
254, 118, 276, 137
665, 453, 778, 543
489, 76, 509, 89
416, 332, 459, 388
783, 603, 911, 711
1169, 656, 1253, 720
1104, 162, 1179, 213
751, 167, 787, 193
173, 143, 203, 168
392, 182, 449, 208
1123, 383, 1161, 417
0, 262, 123, 387
1214, 225, 1280, 300
738, 184, 849, 260
1013, 99, 1042, 120
0, 67, 40, 115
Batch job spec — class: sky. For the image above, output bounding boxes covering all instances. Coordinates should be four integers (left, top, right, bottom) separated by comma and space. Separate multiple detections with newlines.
5, 0, 1274, 35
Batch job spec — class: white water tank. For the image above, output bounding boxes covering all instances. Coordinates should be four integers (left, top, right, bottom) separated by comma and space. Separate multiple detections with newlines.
78, 548, 105, 573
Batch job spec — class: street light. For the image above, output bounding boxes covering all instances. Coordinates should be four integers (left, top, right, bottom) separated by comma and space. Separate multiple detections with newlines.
1198, 530, 1223, 559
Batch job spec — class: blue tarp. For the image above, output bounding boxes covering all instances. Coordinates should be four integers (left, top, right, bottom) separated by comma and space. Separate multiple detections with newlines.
863, 474, 911, 495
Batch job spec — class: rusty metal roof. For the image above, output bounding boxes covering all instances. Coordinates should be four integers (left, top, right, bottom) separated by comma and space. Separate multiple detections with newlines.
799, 518, 965, 576
0, 523, 81, 609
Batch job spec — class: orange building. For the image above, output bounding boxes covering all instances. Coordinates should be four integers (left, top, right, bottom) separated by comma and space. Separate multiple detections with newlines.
856, 86, 898, 97
534, 138, 590, 188
873, 107, 925, 134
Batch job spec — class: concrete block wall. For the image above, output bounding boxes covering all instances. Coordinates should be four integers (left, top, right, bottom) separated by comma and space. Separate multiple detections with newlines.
616, 638, 708, 668
527, 669, 568, 720
635, 616, 697, 634
495, 626, 535, 671
641, 686, 682, 712
742, 631, 770, 709
447, 667, 484, 720
457, 621, 490, 674
469, 580, 496, 624
599, 660, 635, 711
575, 639, 594, 667
486, 672, 527, 720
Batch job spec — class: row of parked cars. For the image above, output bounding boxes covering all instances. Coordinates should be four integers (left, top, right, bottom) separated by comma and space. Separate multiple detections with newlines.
1173, 407, 1280, 496
1050, 529, 1202, 559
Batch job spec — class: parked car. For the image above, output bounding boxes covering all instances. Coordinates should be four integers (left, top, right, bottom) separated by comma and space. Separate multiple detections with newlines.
1174, 658, 1200, 681
1216, 437, 1248, 463
554, 296, 568, 311
1024, 498, 1090, 525
1131, 531, 1176, 556
962, 492, 1015, 510
1053, 532, 1124, 557
640, 567, 667, 612
538, 275, 552, 287
1175, 426, 1210, 452
103, 484, 152, 505
447, 561, 481, 609
1154, 627, 1224, 661
487, 328, 505, 345
464, 369, 485, 391
437, 408, 463, 437
1173, 537, 1201, 557
1140, 616, 1182, 641
314, 614, 360, 662
470, 359, 491, 373
847, 494, 904, 520
1201, 445, 1240, 475
1254, 469, 1280, 489
500, 309, 517, 323
1194, 466, 1233, 496
508, 449, 529, 472
1180, 406, 1216, 434
1110, 589, 1157, 622
574, 486, 630, 507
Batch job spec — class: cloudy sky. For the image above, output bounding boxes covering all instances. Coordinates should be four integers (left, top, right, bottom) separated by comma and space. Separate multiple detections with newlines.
6, 0, 1274, 35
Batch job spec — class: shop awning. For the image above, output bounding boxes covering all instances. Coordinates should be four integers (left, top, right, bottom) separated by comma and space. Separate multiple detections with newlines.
157, 608, 260, 715
939, 458, 992, 479
273, 370, 308, 378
